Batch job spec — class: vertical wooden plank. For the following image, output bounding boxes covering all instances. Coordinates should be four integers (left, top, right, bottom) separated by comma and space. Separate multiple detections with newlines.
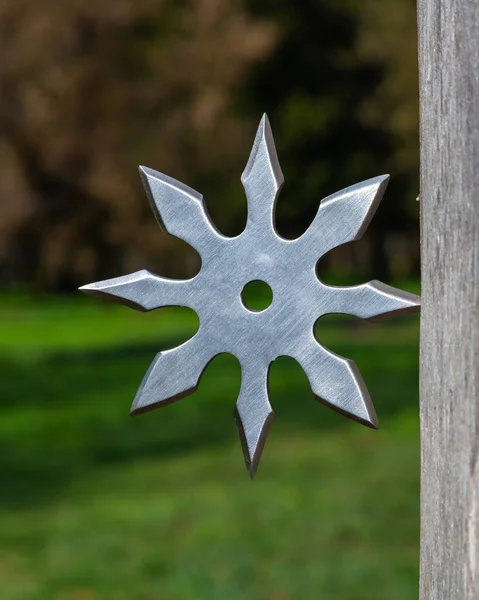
418, 1, 479, 598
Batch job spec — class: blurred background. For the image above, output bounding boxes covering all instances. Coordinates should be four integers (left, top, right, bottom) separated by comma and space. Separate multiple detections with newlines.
0, 0, 420, 599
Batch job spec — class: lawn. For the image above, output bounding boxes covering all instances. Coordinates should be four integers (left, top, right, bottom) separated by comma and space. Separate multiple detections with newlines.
0, 288, 420, 600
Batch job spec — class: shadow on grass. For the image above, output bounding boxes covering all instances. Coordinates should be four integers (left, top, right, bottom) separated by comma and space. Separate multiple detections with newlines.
0, 326, 419, 507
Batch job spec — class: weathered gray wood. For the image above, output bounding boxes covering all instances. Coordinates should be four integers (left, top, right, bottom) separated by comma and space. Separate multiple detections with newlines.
418, 1, 479, 598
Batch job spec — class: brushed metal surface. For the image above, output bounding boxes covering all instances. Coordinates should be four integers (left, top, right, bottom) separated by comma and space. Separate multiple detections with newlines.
81, 115, 420, 477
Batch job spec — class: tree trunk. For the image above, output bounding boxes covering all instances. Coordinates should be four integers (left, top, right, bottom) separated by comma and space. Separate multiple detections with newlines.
418, 1, 479, 598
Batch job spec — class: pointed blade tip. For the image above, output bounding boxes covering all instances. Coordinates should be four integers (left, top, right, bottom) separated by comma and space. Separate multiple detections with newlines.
78, 282, 97, 293
139, 165, 165, 183
139, 164, 154, 180
254, 112, 273, 146
363, 403, 379, 430
352, 409, 378, 430
241, 113, 282, 185
260, 112, 271, 130
130, 403, 148, 417
243, 451, 260, 479
412, 293, 421, 307
372, 173, 390, 189
235, 406, 274, 480
396, 291, 421, 312
130, 397, 149, 416
359, 174, 390, 194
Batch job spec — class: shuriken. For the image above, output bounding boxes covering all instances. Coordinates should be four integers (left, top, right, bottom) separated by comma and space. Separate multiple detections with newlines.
80, 115, 420, 477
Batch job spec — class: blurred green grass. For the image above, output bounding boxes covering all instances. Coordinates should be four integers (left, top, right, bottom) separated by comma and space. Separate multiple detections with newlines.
0, 288, 420, 600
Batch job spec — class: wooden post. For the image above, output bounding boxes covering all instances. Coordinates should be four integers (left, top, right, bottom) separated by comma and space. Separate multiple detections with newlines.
418, 1, 479, 598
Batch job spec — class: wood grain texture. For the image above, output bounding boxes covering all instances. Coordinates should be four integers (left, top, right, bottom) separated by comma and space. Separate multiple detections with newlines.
418, 1, 479, 598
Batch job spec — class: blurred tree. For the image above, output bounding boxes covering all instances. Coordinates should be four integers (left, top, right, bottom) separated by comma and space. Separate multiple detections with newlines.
244, 0, 419, 279
351, 0, 419, 192
0, 0, 276, 289
354, 0, 420, 277
0, 0, 419, 291
244, 0, 385, 229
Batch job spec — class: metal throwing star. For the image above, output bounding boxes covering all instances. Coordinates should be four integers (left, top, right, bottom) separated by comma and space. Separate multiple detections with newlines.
80, 114, 420, 477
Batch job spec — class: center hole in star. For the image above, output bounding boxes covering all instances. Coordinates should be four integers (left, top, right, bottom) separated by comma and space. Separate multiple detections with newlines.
241, 280, 273, 312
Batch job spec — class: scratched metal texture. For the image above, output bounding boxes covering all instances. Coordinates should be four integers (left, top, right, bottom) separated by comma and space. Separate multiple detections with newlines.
81, 115, 420, 477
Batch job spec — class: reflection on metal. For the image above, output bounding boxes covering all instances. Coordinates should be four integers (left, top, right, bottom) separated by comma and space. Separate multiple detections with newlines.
80, 115, 420, 477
